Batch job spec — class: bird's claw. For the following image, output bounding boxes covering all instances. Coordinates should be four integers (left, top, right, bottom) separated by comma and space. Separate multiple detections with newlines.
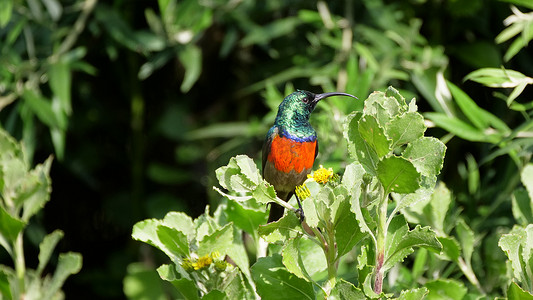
295, 207, 305, 223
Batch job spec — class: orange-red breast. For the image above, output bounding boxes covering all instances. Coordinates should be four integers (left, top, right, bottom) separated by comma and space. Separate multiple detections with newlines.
262, 90, 357, 222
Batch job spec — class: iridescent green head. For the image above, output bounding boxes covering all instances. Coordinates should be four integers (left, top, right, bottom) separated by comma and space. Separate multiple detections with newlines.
274, 90, 357, 127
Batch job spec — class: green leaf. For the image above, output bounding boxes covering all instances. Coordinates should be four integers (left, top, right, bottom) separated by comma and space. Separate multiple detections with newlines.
178, 45, 202, 93
425, 279, 467, 300
225, 227, 253, 287
132, 219, 176, 259
22, 89, 66, 130
258, 213, 302, 243
403, 137, 446, 178
521, 164, 533, 203
298, 236, 327, 278
344, 112, 379, 175
398, 287, 428, 300
21, 156, 53, 222
384, 215, 442, 272
282, 238, 311, 280
0, 0, 13, 28
499, 224, 533, 286
437, 236, 461, 262
0, 269, 12, 300
508, 281, 533, 300
455, 219, 475, 266
358, 114, 390, 158
48, 61, 72, 115
50, 126, 66, 161
251, 254, 315, 300
37, 230, 64, 275
424, 112, 499, 143
335, 208, 365, 259
385, 112, 425, 148
429, 183, 452, 235
512, 189, 533, 226
377, 156, 420, 194
225, 199, 267, 234
329, 279, 365, 299
162, 212, 195, 240
157, 264, 199, 300
235, 155, 262, 186
252, 183, 278, 205
123, 263, 168, 300
364, 90, 402, 126
498, 0, 533, 9
0, 205, 25, 245
157, 225, 190, 258
42, 252, 82, 300
198, 223, 233, 257
447, 81, 489, 130
241, 17, 302, 47
301, 193, 319, 228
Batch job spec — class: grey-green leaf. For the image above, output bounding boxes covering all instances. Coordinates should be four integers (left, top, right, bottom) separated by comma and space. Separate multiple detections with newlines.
403, 137, 446, 178
37, 230, 64, 275
42, 252, 82, 300
385, 112, 425, 148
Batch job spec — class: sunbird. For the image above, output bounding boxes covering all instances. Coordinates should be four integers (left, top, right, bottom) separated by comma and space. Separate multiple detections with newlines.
262, 90, 357, 222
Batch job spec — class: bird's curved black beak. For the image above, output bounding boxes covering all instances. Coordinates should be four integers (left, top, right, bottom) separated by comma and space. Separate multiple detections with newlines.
313, 92, 358, 103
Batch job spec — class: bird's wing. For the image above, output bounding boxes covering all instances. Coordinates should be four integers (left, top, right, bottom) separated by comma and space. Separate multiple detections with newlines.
262, 126, 278, 177
314, 138, 319, 160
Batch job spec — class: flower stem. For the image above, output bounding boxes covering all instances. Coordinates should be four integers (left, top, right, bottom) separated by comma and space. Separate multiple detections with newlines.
14, 232, 25, 293
373, 191, 388, 294
324, 222, 337, 295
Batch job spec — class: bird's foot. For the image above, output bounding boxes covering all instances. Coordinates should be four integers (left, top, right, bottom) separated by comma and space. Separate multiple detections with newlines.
295, 207, 305, 223
294, 194, 305, 222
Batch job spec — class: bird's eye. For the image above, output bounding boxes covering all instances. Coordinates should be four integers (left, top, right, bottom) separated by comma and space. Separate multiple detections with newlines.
302, 97, 309, 103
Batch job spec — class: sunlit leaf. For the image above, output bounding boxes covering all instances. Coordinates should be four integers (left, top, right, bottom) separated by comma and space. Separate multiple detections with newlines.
377, 156, 420, 194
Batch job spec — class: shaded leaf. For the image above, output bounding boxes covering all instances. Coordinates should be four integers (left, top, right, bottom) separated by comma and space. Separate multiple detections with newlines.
251, 254, 315, 300
157, 264, 199, 300
178, 45, 202, 93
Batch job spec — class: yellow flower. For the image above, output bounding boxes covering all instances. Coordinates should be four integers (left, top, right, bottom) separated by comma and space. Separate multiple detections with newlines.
308, 165, 334, 184
192, 254, 213, 270
295, 184, 311, 200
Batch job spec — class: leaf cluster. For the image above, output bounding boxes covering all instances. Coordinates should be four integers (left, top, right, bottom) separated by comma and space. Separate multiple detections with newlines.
0, 128, 82, 300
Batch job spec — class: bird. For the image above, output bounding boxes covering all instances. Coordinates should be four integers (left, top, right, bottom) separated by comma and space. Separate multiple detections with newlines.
262, 90, 357, 222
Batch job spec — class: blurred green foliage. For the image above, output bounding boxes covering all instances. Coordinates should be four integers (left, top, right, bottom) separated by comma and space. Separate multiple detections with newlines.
0, 0, 532, 298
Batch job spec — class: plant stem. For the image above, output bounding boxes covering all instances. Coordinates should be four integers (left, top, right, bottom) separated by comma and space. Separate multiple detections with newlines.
373, 191, 388, 294
14, 233, 25, 293
324, 222, 337, 295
